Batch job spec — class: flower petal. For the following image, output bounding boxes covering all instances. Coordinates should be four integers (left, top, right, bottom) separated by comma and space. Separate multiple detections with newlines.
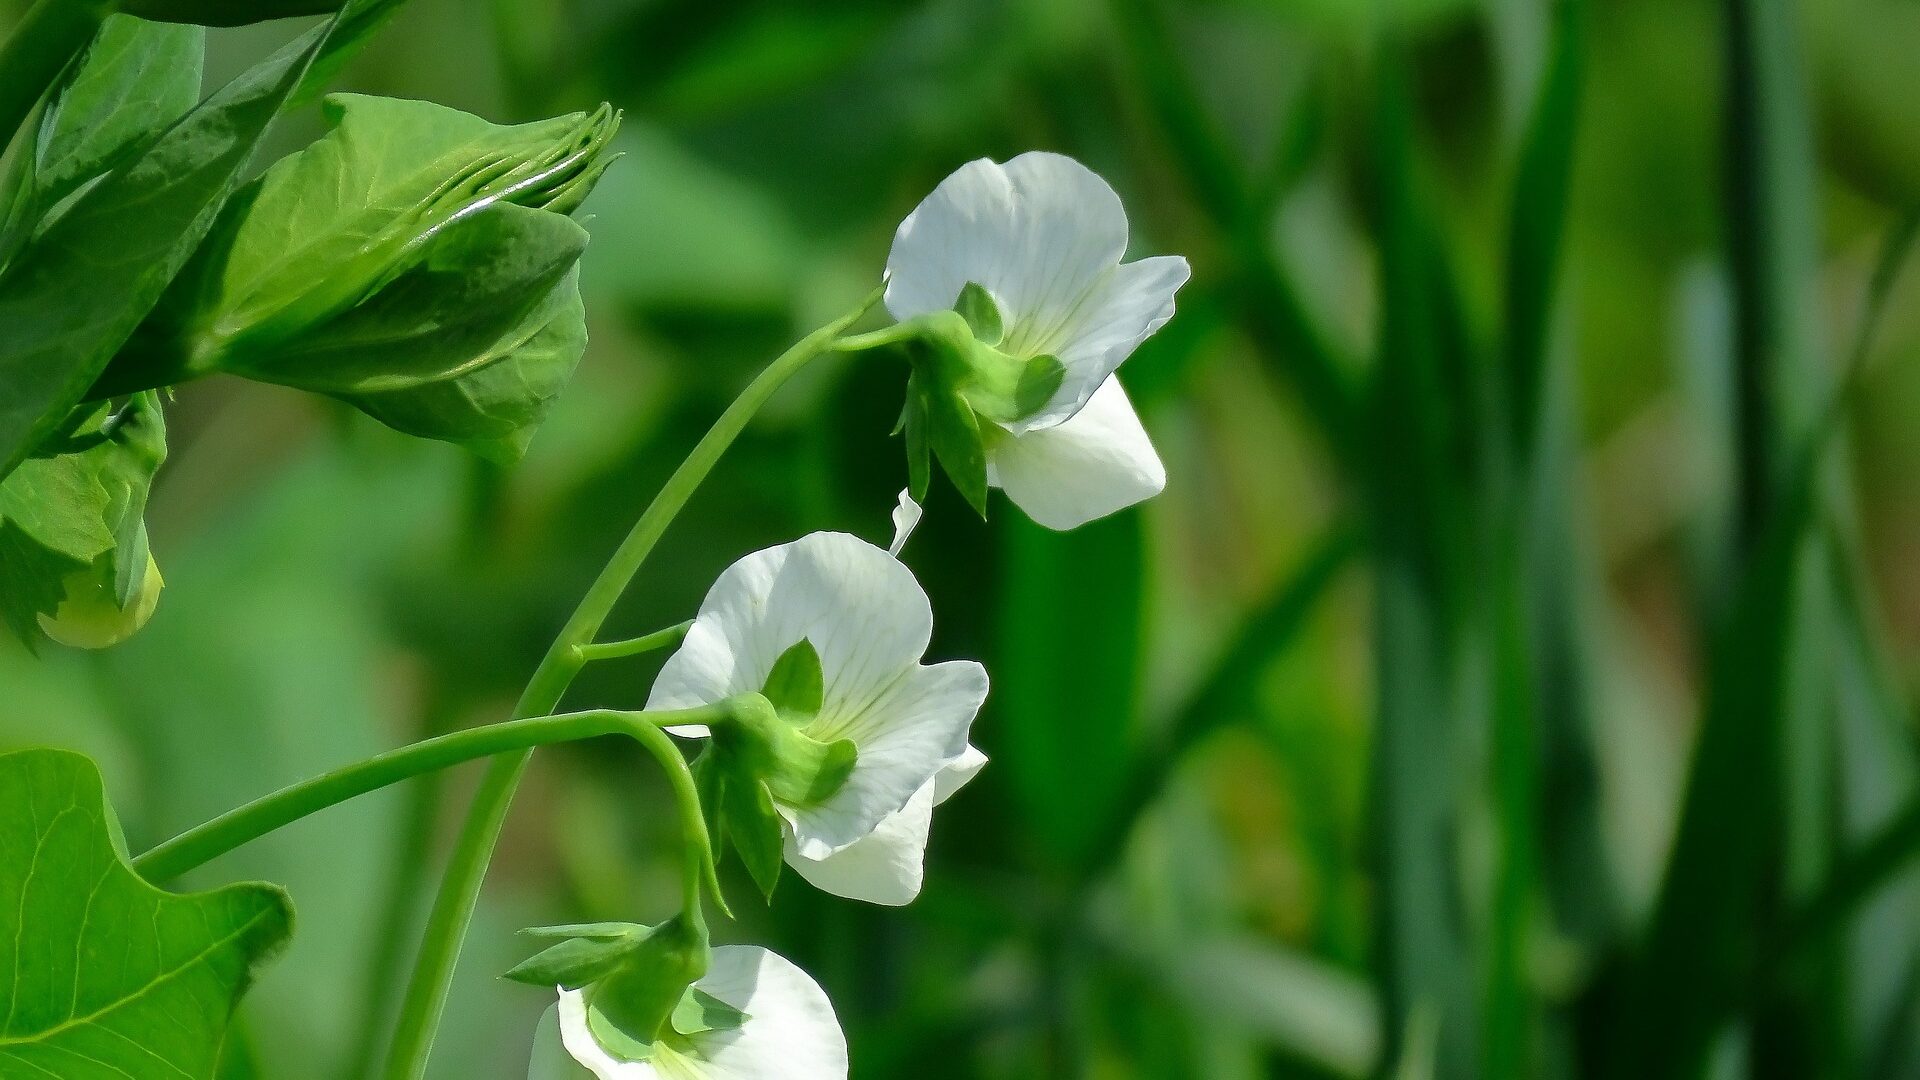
671, 946, 848, 1080
647, 532, 933, 730
787, 781, 935, 906
888, 489, 922, 557
987, 376, 1165, 530
1011, 254, 1190, 433
933, 744, 988, 806
885, 152, 1126, 344
789, 659, 987, 857
529, 1003, 600, 1080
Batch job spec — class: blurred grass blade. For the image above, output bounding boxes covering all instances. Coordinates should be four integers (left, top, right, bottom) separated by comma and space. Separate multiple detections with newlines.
994, 509, 1147, 868
1081, 523, 1359, 880
1155, 934, 1381, 1078
1487, 2, 1596, 1077
1105, 0, 1360, 460
1367, 33, 1481, 1080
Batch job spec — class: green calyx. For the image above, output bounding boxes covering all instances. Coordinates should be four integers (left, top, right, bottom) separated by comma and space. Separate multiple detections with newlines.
506, 916, 744, 1063
695, 644, 858, 900
885, 284, 1063, 518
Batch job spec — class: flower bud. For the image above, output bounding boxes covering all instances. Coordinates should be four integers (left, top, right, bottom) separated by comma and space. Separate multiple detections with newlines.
508, 916, 721, 1063
0, 397, 167, 650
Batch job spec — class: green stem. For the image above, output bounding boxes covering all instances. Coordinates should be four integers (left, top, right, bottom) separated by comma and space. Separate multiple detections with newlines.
0, 0, 109, 155
134, 704, 734, 883
381, 287, 883, 1080
576, 620, 692, 664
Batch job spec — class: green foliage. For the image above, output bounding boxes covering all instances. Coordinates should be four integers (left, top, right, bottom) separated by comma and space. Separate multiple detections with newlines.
0, 748, 292, 1078
0, 397, 167, 649
100, 94, 615, 457
0, 14, 333, 483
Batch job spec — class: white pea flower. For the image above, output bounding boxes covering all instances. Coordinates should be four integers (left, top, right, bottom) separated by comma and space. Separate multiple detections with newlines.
885, 151, 1190, 530
648, 531, 988, 906
529, 945, 847, 1080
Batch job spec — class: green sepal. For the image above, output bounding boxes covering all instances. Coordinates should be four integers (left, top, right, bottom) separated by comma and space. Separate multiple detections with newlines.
760, 734, 856, 808
670, 988, 748, 1037
924, 376, 989, 518
519, 922, 639, 942
762, 638, 824, 724
504, 928, 650, 989
902, 373, 931, 502
1013, 354, 1066, 419
953, 281, 1003, 347
724, 774, 785, 902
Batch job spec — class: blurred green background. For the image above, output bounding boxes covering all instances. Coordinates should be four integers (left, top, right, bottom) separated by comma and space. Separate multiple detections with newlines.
5, 0, 1920, 1077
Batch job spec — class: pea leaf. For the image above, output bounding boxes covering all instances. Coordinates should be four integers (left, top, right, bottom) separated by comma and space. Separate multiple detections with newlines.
116, 95, 613, 384
342, 271, 588, 462
0, 748, 293, 1078
30, 16, 206, 222
0, 15, 338, 485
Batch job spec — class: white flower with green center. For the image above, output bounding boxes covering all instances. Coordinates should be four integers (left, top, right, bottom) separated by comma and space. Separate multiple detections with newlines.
647, 531, 988, 906
528, 945, 847, 1080
885, 151, 1190, 530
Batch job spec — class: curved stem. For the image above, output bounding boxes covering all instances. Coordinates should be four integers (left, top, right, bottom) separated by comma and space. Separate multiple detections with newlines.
133, 704, 732, 883
382, 287, 883, 1080
576, 619, 692, 664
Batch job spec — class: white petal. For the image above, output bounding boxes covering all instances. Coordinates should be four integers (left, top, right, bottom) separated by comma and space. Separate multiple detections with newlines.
1011, 254, 1190, 433
933, 745, 988, 806
787, 781, 935, 906
884, 152, 1126, 331
987, 377, 1165, 530
888, 489, 922, 558
530, 1003, 600, 1080
553, 989, 657, 1079
667, 946, 848, 1080
788, 659, 987, 857
647, 532, 932, 728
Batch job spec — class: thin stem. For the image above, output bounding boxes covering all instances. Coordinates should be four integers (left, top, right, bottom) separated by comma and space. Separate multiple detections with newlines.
627, 722, 718, 922
382, 287, 884, 1080
0, 0, 108, 157
134, 705, 733, 883
576, 620, 692, 664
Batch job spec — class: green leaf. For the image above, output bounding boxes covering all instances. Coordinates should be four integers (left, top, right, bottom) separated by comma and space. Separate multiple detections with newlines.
519, 923, 641, 943
105, 94, 614, 397
953, 281, 1003, 347
30, 16, 206, 222
0, 748, 293, 1078
338, 264, 587, 463
761, 638, 824, 723
0, 14, 337, 485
